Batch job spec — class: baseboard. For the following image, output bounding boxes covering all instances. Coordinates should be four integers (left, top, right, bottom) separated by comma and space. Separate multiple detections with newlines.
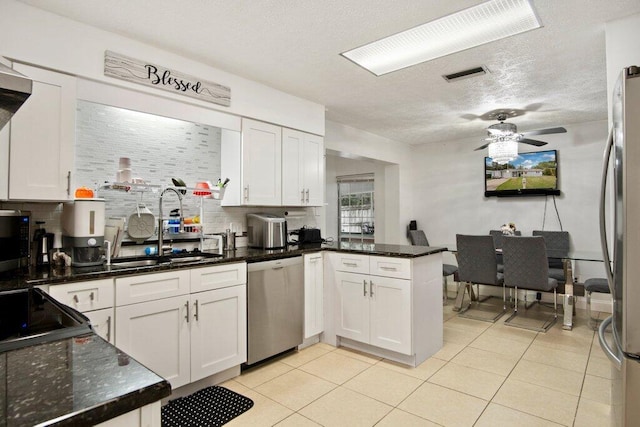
163, 365, 241, 404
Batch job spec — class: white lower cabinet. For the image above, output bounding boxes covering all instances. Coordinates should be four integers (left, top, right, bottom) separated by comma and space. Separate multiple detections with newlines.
335, 271, 411, 355
115, 263, 247, 389
116, 295, 191, 388
330, 252, 443, 366
83, 307, 115, 344
95, 401, 161, 427
190, 285, 246, 381
47, 278, 115, 343
304, 252, 324, 338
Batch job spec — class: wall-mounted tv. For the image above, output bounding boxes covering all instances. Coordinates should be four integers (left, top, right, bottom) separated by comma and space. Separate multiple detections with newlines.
485, 149, 560, 197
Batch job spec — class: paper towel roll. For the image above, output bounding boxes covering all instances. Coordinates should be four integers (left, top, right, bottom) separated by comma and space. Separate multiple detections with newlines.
284, 210, 306, 218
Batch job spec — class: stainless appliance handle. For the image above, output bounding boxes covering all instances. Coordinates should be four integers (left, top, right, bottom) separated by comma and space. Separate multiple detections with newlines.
598, 315, 622, 368
599, 129, 616, 297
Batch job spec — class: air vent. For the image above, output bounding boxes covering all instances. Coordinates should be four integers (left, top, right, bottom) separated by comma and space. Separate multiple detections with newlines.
442, 66, 489, 82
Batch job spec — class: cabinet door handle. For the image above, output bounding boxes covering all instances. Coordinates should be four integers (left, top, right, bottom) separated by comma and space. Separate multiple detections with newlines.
344, 262, 358, 267
363, 280, 367, 297
185, 301, 190, 323
73, 295, 79, 304
370, 280, 374, 298
90, 292, 95, 301
66, 171, 71, 196
301, 189, 305, 204
106, 315, 111, 343
244, 186, 249, 202
310, 256, 322, 261
380, 266, 397, 271
194, 300, 199, 321
305, 189, 310, 203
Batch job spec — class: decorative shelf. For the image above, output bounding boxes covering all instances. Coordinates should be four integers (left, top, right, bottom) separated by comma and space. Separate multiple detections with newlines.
98, 183, 226, 200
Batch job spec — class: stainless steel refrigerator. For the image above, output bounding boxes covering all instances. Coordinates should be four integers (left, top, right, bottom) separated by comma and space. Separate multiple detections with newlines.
599, 65, 640, 427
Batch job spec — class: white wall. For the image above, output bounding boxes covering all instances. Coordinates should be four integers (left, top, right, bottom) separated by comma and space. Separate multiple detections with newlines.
0, 0, 324, 135
325, 121, 413, 244
411, 120, 609, 282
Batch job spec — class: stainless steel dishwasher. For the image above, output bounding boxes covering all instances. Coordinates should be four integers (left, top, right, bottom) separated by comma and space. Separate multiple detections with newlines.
247, 256, 304, 365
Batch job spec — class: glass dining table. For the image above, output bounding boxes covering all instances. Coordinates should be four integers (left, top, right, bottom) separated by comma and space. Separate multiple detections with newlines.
437, 245, 604, 330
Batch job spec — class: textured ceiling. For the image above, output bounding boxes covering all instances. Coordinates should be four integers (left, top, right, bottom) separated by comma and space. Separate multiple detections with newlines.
17, 0, 640, 146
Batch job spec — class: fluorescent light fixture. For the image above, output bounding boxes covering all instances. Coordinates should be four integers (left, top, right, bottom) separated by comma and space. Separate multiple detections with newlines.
341, 0, 541, 76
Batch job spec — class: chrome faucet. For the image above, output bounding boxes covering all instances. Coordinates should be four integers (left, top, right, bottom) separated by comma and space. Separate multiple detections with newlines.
158, 187, 184, 256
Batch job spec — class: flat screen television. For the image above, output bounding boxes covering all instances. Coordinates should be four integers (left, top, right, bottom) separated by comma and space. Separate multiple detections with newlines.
484, 149, 560, 197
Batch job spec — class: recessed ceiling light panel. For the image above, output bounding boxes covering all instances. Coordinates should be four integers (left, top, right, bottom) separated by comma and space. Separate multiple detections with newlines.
341, 0, 541, 76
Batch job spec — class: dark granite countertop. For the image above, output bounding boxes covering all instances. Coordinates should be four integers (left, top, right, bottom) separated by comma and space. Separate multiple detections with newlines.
0, 333, 170, 427
0, 243, 445, 291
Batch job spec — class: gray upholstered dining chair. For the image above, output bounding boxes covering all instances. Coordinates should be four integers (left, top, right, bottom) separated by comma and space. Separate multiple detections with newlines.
408, 230, 458, 303
532, 230, 570, 285
489, 229, 521, 272
454, 234, 505, 322
502, 236, 558, 332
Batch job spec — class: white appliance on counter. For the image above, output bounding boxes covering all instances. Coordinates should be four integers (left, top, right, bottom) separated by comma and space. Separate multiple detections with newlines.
62, 199, 106, 267
598, 65, 640, 427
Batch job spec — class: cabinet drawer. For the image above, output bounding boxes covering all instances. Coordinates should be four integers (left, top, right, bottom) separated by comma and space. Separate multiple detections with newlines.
116, 270, 190, 306
334, 253, 369, 274
190, 262, 247, 293
48, 279, 114, 312
369, 256, 411, 280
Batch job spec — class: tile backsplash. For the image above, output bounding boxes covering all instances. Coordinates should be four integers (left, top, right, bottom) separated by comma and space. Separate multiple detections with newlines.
1, 101, 319, 252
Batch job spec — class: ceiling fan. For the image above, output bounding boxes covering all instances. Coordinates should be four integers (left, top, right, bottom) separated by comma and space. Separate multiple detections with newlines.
474, 112, 567, 151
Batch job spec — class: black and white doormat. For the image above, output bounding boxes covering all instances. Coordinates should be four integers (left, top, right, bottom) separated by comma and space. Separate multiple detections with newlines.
161, 385, 254, 427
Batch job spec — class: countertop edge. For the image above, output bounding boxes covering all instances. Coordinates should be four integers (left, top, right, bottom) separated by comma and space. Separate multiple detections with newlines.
2, 244, 447, 290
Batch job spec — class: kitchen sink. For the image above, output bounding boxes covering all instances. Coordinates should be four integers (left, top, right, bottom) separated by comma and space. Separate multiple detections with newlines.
168, 253, 222, 263
108, 252, 222, 269
108, 257, 161, 269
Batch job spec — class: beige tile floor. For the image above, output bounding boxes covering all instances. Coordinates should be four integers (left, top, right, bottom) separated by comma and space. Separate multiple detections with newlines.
223, 304, 613, 427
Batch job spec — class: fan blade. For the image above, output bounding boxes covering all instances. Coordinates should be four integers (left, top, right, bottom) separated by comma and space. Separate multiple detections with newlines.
523, 127, 567, 136
475, 143, 491, 151
519, 138, 548, 147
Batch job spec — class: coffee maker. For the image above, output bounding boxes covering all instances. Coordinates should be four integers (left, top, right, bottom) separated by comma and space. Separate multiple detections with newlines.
62, 199, 106, 267
33, 221, 53, 268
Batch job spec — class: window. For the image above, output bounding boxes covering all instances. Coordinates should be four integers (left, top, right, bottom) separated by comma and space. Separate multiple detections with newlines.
337, 174, 374, 243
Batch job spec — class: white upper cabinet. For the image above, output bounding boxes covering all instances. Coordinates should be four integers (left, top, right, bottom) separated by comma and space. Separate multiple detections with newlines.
282, 128, 324, 206
241, 118, 282, 205
222, 118, 324, 207
8, 64, 76, 201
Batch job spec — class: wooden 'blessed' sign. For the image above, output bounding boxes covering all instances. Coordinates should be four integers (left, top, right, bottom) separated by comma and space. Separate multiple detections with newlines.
104, 51, 231, 107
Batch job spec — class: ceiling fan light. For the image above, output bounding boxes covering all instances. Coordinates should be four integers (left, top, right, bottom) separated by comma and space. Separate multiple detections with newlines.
488, 139, 518, 164
341, 0, 541, 76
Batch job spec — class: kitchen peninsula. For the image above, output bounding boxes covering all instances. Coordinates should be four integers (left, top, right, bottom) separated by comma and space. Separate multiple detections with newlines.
0, 242, 445, 426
